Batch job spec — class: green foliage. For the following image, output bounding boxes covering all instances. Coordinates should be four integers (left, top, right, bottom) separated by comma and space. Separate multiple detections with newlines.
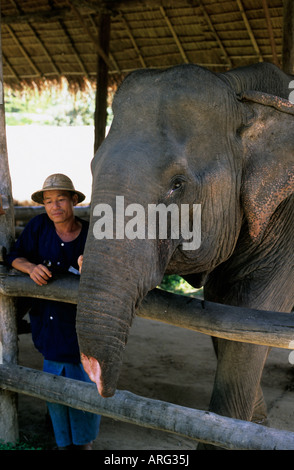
0, 439, 43, 450
4, 80, 114, 127
160, 274, 202, 297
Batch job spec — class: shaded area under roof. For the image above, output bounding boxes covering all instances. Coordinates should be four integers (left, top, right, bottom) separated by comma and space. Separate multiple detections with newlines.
0, 0, 290, 91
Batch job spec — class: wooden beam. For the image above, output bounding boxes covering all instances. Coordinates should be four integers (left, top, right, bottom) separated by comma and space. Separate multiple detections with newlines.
1, 272, 294, 350
159, 6, 189, 64
58, 19, 89, 77
197, 0, 232, 68
120, 14, 146, 68
66, 0, 113, 70
236, 0, 263, 62
14, 205, 90, 222
88, 14, 120, 74
2, 52, 21, 83
262, 0, 279, 66
5, 24, 42, 76
0, 8, 19, 443
26, 23, 62, 76
94, 13, 111, 152
8, 0, 61, 76
262, 0, 279, 67
282, 0, 294, 74
1, 364, 294, 450
0, 7, 72, 25
1, 0, 202, 25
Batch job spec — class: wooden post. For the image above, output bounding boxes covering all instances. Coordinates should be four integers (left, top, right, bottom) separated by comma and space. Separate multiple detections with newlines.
94, 13, 111, 153
282, 0, 294, 74
0, 8, 19, 443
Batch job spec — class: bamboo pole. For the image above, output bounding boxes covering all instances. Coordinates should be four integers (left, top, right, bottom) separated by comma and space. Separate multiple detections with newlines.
262, 0, 279, 67
94, 13, 111, 153
0, 7, 19, 443
1, 272, 294, 350
1, 364, 294, 450
13, 205, 90, 223
283, 0, 294, 74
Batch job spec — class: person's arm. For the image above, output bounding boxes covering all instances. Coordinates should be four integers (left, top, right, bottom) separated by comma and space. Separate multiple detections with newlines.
12, 257, 52, 286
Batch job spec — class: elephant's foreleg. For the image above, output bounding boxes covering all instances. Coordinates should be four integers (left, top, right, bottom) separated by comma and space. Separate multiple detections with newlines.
251, 384, 268, 425
197, 339, 269, 449
209, 339, 269, 420
211, 337, 269, 423
198, 338, 268, 450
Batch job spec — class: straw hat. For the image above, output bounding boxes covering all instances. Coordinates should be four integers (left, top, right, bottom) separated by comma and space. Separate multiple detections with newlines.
31, 173, 85, 205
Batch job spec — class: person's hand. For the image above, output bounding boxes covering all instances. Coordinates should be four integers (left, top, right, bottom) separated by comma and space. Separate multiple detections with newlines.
29, 264, 52, 286
78, 255, 83, 273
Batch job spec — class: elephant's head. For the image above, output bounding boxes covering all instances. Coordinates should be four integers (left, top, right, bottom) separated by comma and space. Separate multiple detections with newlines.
76, 64, 294, 397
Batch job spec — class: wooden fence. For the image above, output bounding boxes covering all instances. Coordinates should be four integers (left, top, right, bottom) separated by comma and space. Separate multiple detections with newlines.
1, 211, 294, 448
1, 206, 294, 450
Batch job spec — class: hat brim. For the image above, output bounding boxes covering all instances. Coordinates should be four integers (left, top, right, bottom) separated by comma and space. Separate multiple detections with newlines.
31, 188, 86, 205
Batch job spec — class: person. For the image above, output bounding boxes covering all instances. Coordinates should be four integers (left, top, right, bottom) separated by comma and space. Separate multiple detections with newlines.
6, 173, 101, 450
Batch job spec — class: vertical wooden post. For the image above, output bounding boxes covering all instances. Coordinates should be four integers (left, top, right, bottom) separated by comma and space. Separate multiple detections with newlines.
94, 13, 111, 154
0, 8, 19, 443
282, 0, 294, 74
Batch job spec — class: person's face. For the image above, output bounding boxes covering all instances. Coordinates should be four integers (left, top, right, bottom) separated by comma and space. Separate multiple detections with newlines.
43, 190, 77, 224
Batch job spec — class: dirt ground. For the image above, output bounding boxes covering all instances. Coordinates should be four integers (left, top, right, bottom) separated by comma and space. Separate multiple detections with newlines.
17, 315, 294, 450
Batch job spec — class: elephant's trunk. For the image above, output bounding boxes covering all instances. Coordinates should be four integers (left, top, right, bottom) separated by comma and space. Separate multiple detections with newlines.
76, 231, 161, 397
76, 138, 176, 396
76, 288, 132, 397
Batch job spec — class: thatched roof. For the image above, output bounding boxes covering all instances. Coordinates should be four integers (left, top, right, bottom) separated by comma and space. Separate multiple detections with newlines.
0, 0, 286, 90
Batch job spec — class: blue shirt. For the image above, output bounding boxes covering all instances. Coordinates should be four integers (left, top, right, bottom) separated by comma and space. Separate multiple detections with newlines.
6, 213, 89, 364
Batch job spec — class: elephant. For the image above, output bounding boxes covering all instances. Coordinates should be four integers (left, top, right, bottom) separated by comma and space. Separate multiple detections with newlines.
76, 62, 294, 447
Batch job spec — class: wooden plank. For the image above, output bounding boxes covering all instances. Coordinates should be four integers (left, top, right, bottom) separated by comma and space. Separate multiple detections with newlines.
0, 9, 19, 443
283, 0, 294, 74
121, 14, 146, 68
14, 205, 90, 223
94, 13, 111, 152
198, 0, 232, 68
1, 272, 294, 350
67, 0, 113, 69
1, 364, 294, 450
5, 24, 41, 77
262, 0, 279, 67
0, 271, 78, 303
140, 289, 294, 350
159, 6, 189, 64
236, 0, 263, 62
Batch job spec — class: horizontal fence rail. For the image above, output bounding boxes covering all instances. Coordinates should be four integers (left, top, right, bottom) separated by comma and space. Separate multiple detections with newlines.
1, 363, 294, 450
0, 270, 294, 350
1, 225, 294, 448
14, 205, 90, 223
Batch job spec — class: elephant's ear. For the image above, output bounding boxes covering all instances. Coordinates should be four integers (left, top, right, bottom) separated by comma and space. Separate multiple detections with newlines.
239, 92, 294, 242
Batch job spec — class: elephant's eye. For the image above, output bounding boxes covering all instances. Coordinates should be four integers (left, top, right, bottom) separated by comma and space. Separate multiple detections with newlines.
173, 181, 182, 190
170, 177, 185, 192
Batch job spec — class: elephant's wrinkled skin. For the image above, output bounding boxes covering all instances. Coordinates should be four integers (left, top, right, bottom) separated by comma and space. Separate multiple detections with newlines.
76, 63, 294, 441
